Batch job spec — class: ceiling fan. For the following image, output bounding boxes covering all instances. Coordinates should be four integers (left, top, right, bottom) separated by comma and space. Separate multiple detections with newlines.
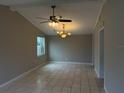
37, 5, 72, 24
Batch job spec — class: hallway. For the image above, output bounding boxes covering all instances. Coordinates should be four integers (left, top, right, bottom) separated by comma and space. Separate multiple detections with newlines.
0, 63, 105, 93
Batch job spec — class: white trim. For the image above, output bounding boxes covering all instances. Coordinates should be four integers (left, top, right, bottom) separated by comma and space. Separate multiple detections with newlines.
95, 67, 100, 78
49, 61, 93, 65
92, 34, 94, 66
0, 63, 46, 88
104, 85, 109, 93
99, 26, 104, 32
9, 6, 17, 11
93, 0, 106, 30
95, 27, 104, 79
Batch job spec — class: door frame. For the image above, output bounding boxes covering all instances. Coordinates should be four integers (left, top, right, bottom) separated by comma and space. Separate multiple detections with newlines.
98, 27, 104, 79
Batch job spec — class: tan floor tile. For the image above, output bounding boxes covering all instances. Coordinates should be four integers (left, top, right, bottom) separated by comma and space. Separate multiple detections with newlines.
0, 63, 105, 93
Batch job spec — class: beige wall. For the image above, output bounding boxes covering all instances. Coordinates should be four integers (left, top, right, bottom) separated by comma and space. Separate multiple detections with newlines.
104, 0, 124, 93
48, 35, 92, 63
0, 5, 47, 85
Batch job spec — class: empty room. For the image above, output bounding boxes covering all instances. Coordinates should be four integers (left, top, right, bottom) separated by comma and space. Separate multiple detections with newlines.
0, 0, 124, 93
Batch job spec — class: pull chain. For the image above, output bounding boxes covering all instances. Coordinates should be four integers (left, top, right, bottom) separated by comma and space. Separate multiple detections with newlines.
63, 24, 65, 31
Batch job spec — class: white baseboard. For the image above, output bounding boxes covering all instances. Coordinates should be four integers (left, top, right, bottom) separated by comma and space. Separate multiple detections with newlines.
49, 61, 93, 65
95, 68, 100, 78
104, 85, 109, 93
0, 62, 47, 88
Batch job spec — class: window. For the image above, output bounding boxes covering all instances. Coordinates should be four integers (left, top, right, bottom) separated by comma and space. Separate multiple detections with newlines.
37, 36, 45, 56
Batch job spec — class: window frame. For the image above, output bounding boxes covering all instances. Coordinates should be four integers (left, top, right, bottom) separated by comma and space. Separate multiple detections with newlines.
36, 35, 46, 57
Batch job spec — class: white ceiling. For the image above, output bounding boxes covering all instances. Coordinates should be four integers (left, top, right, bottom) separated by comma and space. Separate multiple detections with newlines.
0, 0, 103, 35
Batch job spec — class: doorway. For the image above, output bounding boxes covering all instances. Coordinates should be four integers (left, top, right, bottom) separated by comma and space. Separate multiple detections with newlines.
99, 28, 104, 79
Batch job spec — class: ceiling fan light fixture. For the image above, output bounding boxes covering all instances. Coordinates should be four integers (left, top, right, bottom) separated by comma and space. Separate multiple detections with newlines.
67, 32, 71, 36
61, 33, 67, 38
60, 31, 64, 35
57, 31, 60, 34
57, 24, 71, 39
49, 21, 58, 27
38, 5, 72, 25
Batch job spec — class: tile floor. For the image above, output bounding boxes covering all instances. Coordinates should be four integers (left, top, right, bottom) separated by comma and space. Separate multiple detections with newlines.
0, 63, 105, 93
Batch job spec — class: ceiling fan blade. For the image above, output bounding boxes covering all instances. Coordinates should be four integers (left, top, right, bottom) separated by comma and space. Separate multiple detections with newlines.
36, 17, 49, 20
40, 21, 50, 24
59, 19, 72, 22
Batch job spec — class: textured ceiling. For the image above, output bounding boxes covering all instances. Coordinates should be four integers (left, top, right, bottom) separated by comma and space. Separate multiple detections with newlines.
0, 0, 103, 35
